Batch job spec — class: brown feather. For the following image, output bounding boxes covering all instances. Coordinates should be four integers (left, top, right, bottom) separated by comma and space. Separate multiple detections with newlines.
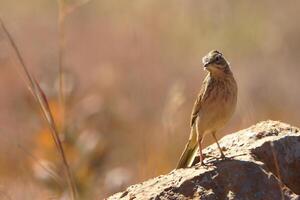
190, 75, 211, 127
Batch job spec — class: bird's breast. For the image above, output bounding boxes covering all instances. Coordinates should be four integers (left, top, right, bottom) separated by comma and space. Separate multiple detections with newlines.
198, 75, 237, 131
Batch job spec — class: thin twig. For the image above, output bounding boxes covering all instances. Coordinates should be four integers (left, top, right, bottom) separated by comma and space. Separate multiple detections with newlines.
17, 144, 64, 187
56, 0, 93, 197
56, 0, 93, 136
0, 18, 78, 200
57, 0, 66, 134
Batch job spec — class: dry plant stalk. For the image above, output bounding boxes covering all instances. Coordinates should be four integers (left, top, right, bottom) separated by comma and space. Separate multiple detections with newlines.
57, 0, 93, 139
0, 18, 78, 200
57, 0, 66, 133
18, 144, 64, 188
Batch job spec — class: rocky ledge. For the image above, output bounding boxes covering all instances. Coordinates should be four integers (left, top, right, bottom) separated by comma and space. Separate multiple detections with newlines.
107, 120, 300, 200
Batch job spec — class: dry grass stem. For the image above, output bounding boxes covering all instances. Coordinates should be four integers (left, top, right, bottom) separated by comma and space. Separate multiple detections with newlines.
0, 18, 78, 200
57, 0, 67, 134
17, 144, 64, 187
56, 0, 93, 138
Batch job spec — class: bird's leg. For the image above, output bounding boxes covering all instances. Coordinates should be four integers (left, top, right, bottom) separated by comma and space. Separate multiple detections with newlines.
212, 131, 225, 159
198, 136, 204, 165
196, 121, 205, 166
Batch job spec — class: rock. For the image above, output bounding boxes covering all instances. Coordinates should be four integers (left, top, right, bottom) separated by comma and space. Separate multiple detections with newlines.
107, 121, 300, 200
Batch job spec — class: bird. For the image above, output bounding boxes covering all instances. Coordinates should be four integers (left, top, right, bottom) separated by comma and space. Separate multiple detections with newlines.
176, 50, 238, 169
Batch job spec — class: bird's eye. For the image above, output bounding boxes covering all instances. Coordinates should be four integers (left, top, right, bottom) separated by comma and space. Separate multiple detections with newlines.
215, 56, 221, 62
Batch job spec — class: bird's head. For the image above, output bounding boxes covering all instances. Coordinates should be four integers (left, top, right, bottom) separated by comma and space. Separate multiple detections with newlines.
202, 50, 231, 75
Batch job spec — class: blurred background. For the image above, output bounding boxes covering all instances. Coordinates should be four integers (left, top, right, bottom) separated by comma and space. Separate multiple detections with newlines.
0, 0, 300, 199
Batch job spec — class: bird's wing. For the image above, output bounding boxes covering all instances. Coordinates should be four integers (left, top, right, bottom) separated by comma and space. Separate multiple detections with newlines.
190, 75, 211, 127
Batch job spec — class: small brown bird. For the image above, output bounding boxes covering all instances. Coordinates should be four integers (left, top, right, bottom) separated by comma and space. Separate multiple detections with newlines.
176, 50, 237, 169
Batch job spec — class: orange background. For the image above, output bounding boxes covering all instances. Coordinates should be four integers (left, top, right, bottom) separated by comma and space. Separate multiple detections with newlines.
0, 1, 300, 199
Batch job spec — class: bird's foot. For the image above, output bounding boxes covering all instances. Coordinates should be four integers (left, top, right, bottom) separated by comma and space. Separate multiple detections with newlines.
194, 160, 208, 169
218, 153, 235, 162
220, 152, 226, 159
199, 160, 206, 166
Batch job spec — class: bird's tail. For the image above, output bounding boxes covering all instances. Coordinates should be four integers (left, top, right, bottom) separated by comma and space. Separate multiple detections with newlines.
176, 127, 198, 169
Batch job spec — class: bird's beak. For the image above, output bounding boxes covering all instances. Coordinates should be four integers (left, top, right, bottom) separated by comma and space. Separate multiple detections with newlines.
203, 61, 212, 68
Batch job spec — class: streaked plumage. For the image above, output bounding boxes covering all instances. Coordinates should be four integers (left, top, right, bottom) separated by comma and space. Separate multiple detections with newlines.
177, 50, 237, 169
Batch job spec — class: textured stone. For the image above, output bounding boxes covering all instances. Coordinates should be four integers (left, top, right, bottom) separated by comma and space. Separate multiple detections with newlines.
107, 121, 300, 200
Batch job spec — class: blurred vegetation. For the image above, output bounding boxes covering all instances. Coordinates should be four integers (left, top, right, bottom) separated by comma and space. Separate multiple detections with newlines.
0, 0, 300, 199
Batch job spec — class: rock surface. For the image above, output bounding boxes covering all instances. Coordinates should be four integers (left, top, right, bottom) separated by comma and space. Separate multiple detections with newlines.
107, 121, 300, 200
